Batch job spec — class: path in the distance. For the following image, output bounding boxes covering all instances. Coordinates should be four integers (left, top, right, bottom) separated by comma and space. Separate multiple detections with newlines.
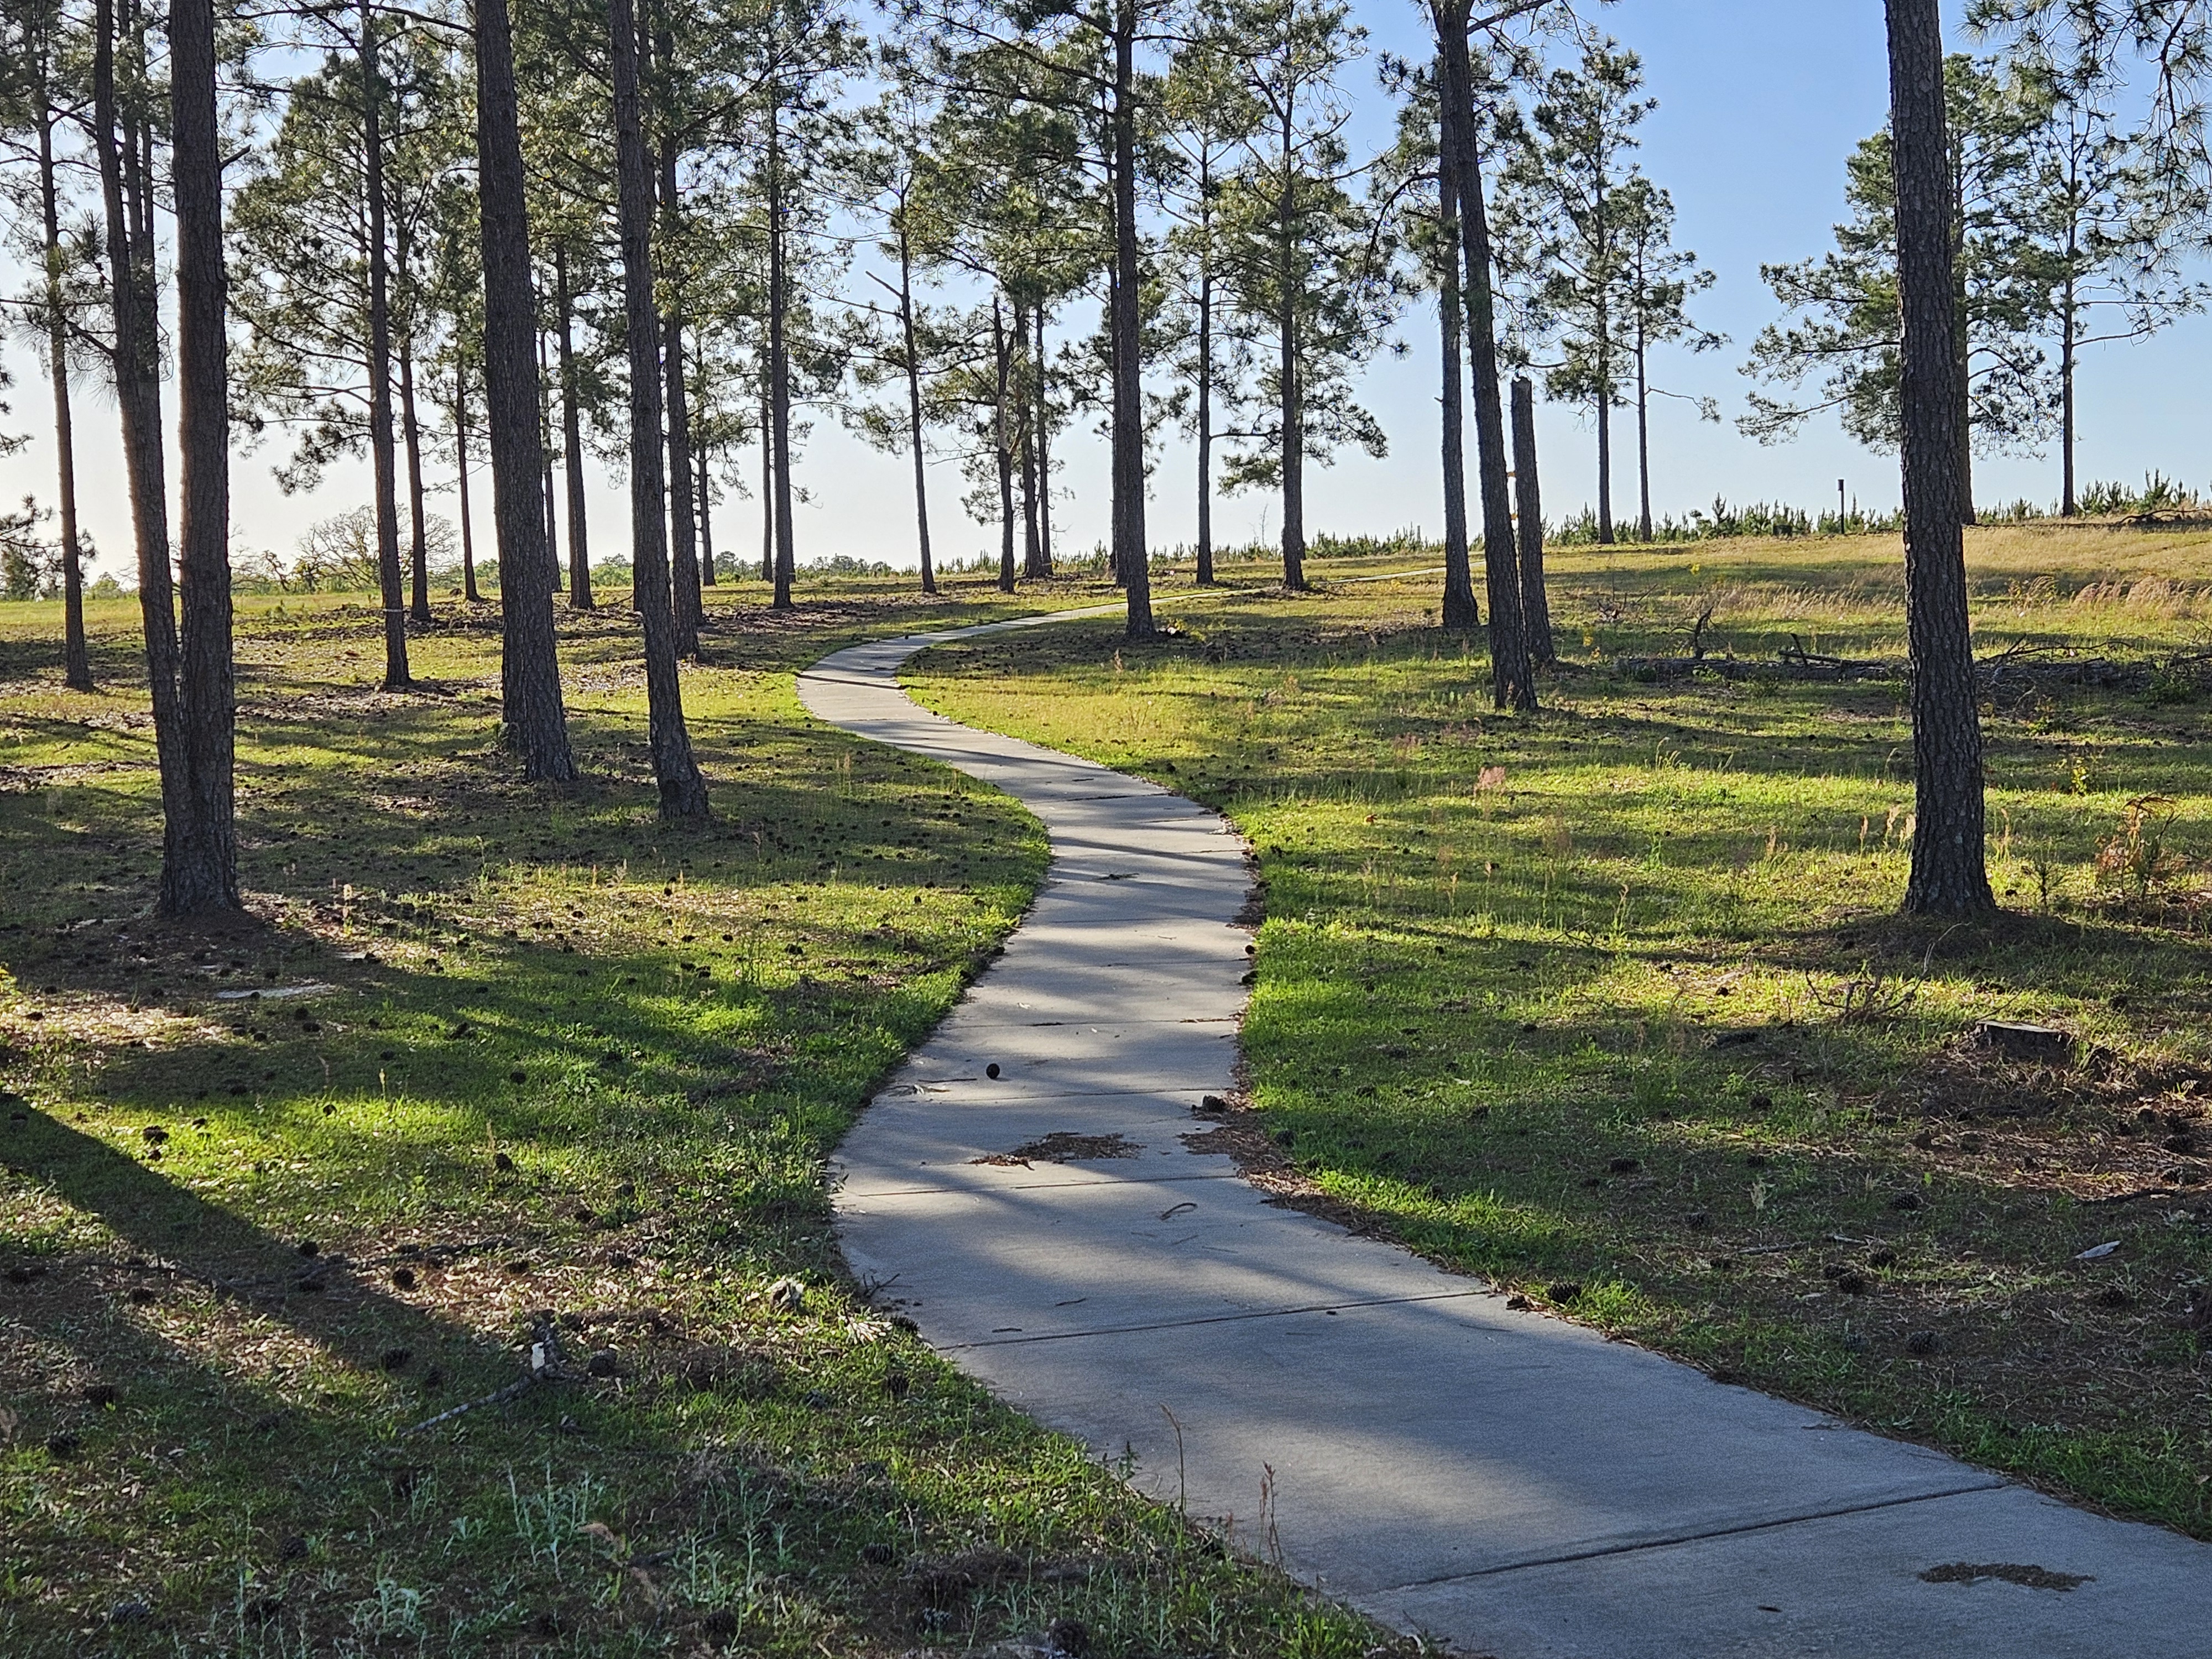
799, 614, 2212, 1659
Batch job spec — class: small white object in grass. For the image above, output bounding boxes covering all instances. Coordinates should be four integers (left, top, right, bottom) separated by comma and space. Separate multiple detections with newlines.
2075, 1241, 2121, 1261
765, 1276, 807, 1313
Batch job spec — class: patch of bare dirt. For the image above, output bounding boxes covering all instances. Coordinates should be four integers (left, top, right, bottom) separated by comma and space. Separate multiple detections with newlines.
972, 1133, 1141, 1167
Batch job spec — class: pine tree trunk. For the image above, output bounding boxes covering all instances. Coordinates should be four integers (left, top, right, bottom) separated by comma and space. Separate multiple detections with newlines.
1034, 302, 1055, 576
2061, 268, 2077, 518
898, 224, 936, 595
1196, 184, 1215, 587
455, 374, 481, 602
165, 0, 239, 916
538, 325, 561, 591
95, 0, 189, 851
759, 378, 774, 583
1636, 324, 1653, 542
768, 101, 797, 612
1018, 301, 1044, 580
1110, 1, 1154, 637
1887, 0, 1992, 917
1277, 116, 1307, 594
994, 299, 1018, 595
612, 0, 708, 817
555, 247, 594, 608
1437, 127, 1475, 629
1435, 3, 1535, 712
474, 0, 576, 781
34, 64, 92, 691
400, 331, 433, 622
362, 4, 410, 690
1512, 377, 1554, 667
657, 112, 702, 654
1595, 389, 1615, 546
698, 449, 716, 584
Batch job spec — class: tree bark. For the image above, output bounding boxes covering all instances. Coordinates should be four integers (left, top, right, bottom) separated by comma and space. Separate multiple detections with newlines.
1635, 318, 1653, 542
1276, 104, 1307, 594
474, 0, 576, 780
554, 247, 594, 607
538, 324, 561, 593
1887, 0, 1992, 916
455, 372, 481, 602
759, 375, 774, 582
1435, 3, 1534, 712
1196, 164, 1216, 587
697, 448, 716, 584
767, 93, 797, 612
165, 0, 240, 916
898, 221, 936, 594
2060, 266, 2077, 517
1601, 347, 1619, 549
1017, 300, 1044, 580
656, 96, 702, 653
362, 2, 410, 689
96, 0, 189, 885
993, 298, 1018, 594
1034, 301, 1055, 576
1110, 0, 1154, 637
1437, 124, 1475, 629
1511, 377, 1553, 666
400, 330, 433, 621
33, 45, 92, 691
612, 0, 709, 818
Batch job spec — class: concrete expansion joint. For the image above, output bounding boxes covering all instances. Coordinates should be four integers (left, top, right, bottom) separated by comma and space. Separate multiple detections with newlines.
936, 1288, 1498, 1352
1368, 1479, 2017, 1591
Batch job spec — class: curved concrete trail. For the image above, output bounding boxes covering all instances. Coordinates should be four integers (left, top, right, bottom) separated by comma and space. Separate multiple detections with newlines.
799, 617, 2212, 1659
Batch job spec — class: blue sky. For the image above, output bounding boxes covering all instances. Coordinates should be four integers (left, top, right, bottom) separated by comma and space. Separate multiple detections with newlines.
3, 0, 2206, 578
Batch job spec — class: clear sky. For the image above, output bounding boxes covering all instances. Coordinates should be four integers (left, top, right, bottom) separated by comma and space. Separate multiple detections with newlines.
3, 0, 2206, 582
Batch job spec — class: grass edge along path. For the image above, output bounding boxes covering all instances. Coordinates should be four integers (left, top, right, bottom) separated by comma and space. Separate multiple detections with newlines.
909, 535, 2212, 1545
0, 581, 1416, 1658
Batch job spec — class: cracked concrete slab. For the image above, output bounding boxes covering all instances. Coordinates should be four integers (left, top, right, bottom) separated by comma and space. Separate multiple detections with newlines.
799, 618, 2212, 1658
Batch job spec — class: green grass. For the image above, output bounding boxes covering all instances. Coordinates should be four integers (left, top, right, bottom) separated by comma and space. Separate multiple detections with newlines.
912, 520, 2212, 1540
0, 578, 1401, 1657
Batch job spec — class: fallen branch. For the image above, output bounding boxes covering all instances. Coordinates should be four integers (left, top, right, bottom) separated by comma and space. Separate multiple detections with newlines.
405, 1316, 570, 1434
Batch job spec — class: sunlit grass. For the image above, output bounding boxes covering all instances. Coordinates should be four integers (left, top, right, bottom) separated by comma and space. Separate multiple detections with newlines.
914, 522, 2212, 1538
0, 576, 1396, 1658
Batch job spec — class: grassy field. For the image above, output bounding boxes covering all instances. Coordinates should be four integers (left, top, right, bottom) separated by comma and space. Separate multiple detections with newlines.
0, 580, 1397, 1658
911, 520, 2212, 1541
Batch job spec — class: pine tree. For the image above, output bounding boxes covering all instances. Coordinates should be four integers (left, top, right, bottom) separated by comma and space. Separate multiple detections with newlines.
1888, 0, 1994, 916
1210, 0, 1396, 593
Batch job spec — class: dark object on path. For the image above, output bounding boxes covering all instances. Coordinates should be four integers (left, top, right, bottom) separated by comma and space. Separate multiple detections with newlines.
986, 1063, 1001, 1079
1919, 1562, 2091, 1592
1976, 1021, 2072, 1063
978, 1133, 1141, 1166
587, 1348, 619, 1378
390, 1267, 416, 1289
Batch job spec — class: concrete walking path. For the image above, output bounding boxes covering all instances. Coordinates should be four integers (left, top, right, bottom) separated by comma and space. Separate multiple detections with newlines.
798, 615, 2212, 1658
